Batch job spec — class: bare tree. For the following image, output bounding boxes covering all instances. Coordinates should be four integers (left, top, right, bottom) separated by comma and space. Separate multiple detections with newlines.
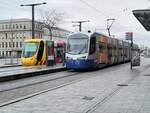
40, 9, 64, 40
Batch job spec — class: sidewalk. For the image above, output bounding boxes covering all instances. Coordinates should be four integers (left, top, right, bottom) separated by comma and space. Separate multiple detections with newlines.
92, 68, 150, 113
0, 58, 149, 113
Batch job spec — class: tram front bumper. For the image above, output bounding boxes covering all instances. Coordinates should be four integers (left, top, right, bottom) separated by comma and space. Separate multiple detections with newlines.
65, 59, 97, 69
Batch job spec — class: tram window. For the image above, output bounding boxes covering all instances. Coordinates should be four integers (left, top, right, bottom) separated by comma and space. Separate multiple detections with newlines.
89, 38, 96, 55
99, 43, 106, 52
56, 49, 62, 57
37, 41, 44, 61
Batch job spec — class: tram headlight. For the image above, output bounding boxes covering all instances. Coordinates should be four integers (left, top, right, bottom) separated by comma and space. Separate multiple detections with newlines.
66, 56, 72, 60
77, 56, 86, 60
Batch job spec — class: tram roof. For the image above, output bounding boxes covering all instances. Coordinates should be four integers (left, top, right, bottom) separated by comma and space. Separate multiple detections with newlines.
68, 32, 90, 38
133, 9, 150, 31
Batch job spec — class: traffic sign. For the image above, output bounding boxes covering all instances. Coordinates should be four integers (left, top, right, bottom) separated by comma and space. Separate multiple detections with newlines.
125, 32, 133, 40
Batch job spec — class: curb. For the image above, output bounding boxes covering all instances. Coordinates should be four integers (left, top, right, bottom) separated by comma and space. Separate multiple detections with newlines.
0, 67, 67, 82
0, 65, 22, 68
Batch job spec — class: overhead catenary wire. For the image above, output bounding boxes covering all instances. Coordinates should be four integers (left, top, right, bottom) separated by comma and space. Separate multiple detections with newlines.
80, 0, 109, 18
79, 0, 134, 36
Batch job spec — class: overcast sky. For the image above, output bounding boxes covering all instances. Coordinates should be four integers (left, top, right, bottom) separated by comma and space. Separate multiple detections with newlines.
0, 0, 150, 47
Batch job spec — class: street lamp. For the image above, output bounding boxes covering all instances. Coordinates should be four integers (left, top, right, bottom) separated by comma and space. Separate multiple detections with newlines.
20, 2, 47, 39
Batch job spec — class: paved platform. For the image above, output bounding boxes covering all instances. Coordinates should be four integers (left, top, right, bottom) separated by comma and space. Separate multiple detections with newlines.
0, 64, 21, 68
0, 64, 66, 82
0, 58, 21, 68
0, 58, 149, 113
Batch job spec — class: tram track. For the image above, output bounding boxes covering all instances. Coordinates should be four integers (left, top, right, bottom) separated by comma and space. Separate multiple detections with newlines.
0, 70, 84, 106
0, 75, 83, 107
0, 71, 79, 93
0, 64, 128, 107
0, 63, 141, 108
0, 63, 128, 105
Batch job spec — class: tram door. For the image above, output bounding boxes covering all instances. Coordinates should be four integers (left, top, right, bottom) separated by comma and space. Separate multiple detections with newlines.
55, 47, 63, 63
46, 41, 54, 66
37, 41, 44, 64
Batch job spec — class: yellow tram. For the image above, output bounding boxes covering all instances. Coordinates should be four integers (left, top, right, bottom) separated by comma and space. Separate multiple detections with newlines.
21, 39, 54, 66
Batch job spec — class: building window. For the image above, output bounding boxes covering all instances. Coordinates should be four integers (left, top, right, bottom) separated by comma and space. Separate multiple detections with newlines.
2, 51, 4, 57
16, 24, 18, 29
9, 51, 11, 56
9, 42, 11, 47
20, 24, 22, 28
24, 25, 26, 29
2, 42, 4, 48
5, 33, 7, 39
16, 42, 18, 48
13, 42, 15, 48
6, 42, 7, 48
20, 42, 22, 48
6, 51, 8, 56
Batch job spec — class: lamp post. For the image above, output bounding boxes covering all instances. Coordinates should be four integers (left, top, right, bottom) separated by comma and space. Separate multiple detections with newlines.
20, 2, 46, 39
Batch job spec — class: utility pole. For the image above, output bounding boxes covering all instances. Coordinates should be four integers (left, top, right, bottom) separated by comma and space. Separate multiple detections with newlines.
9, 18, 13, 65
72, 20, 90, 32
125, 32, 133, 70
130, 36, 133, 70
20, 2, 46, 39
107, 18, 115, 36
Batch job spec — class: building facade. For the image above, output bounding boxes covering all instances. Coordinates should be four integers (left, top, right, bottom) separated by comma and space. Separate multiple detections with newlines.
0, 18, 70, 57
0, 18, 43, 57
43, 27, 70, 42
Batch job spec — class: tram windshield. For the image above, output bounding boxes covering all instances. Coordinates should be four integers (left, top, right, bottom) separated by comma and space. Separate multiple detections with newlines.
67, 34, 88, 55
22, 42, 38, 57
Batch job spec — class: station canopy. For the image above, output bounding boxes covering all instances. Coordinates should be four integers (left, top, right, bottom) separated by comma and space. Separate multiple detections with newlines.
133, 9, 150, 31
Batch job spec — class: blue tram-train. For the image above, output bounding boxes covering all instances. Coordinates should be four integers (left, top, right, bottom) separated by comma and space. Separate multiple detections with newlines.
65, 32, 139, 69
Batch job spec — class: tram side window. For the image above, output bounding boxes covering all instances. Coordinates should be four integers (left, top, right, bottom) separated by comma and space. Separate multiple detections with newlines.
89, 38, 96, 55
56, 48, 62, 57
99, 43, 106, 53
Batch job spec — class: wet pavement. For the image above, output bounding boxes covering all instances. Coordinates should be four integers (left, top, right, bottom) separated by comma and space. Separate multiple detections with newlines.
0, 64, 66, 82
0, 58, 150, 113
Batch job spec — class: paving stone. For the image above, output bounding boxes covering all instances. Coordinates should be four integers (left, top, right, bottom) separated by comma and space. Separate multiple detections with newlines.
0, 58, 150, 113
